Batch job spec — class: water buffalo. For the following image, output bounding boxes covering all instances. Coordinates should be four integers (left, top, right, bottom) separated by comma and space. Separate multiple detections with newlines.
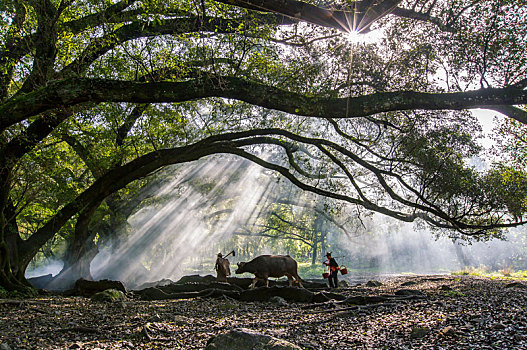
235, 255, 304, 288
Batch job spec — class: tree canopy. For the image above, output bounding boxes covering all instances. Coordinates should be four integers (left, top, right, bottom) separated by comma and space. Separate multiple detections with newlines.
0, 0, 526, 290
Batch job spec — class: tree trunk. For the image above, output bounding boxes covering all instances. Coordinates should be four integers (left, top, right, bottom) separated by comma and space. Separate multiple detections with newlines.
0, 210, 29, 291
453, 242, 472, 268
48, 203, 101, 290
311, 239, 318, 266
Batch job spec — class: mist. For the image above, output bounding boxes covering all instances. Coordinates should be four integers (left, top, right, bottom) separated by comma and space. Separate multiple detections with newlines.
26, 156, 527, 288
90, 156, 282, 288
25, 259, 63, 278
332, 214, 527, 280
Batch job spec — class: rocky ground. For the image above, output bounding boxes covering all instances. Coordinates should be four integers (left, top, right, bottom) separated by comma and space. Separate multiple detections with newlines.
1, 275, 527, 349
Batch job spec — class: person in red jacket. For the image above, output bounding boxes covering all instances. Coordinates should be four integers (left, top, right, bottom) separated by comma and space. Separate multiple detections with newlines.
323, 252, 339, 288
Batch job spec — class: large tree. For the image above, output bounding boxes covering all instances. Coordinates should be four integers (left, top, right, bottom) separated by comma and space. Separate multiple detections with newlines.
1, 0, 526, 290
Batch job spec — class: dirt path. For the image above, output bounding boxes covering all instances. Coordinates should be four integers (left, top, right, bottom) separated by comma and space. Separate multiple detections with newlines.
1, 275, 526, 349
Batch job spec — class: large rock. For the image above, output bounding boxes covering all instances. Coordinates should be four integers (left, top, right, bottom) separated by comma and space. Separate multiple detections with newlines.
365, 280, 383, 287
73, 278, 126, 297
157, 282, 243, 294
175, 275, 216, 284
205, 328, 301, 350
91, 289, 126, 302
27, 274, 54, 289
395, 289, 425, 296
174, 275, 327, 290
505, 282, 527, 289
134, 278, 175, 290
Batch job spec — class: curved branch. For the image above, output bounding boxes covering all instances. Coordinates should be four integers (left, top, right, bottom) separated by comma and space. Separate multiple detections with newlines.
61, 0, 140, 33
217, 0, 455, 33
487, 105, 527, 125
17, 127, 525, 264
391, 7, 455, 32
58, 16, 245, 77
3, 76, 527, 132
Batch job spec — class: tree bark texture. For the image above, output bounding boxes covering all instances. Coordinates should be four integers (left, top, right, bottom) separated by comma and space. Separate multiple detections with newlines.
2, 77, 526, 132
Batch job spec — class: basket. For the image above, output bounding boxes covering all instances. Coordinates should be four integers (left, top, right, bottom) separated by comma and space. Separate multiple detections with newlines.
340, 266, 348, 275
322, 272, 330, 279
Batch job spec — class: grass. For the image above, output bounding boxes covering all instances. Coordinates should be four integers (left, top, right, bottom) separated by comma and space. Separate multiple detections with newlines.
452, 266, 527, 280
444, 290, 466, 297
297, 263, 325, 279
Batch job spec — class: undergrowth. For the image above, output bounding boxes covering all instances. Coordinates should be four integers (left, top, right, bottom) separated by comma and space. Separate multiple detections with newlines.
452, 266, 527, 280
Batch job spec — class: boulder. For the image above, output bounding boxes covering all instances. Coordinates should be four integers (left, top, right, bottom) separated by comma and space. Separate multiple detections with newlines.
205, 328, 301, 350
74, 279, 126, 297
27, 274, 54, 289
410, 327, 430, 339
175, 275, 216, 284
134, 278, 175, 290
338, 280, 350, 287
505, 282, 527, 289
320, 291, 347, 301
91, 289, 126, 302
401, 281, 418, 286
270, 296, 288, 306
365, 280, 383, 287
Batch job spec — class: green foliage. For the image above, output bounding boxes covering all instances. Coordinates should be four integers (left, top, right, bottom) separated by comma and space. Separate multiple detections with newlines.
0, 286, 37, 299
492, 116, 527, 168
452, 266, 527, 281
297, 262, 324, 279
444, 290, 466, 298
483, 166, 527, 220
91, 289, 126, 302
0, 286, 7, 298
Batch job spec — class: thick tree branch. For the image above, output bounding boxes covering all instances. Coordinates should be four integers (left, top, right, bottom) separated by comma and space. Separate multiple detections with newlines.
61, 0, 140, 33
20, 0, 59, 92
2, 76, 527, 132
58, 16, 246, 77
391, 7, 455, 32
61, 133, 105, 178
488, 105, 527, 125
1, 110, 72, 161
0, 1, 27, 100
216, 0, 455, 33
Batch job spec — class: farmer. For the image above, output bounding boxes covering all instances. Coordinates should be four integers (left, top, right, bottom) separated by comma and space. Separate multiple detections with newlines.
324, 252, 339, 288
215, 252, 231, 282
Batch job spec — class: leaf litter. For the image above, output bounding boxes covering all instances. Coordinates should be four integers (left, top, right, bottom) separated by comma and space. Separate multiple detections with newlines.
1, 275, 526, 349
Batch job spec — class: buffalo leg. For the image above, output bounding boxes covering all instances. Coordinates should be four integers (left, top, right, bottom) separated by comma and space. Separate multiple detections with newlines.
285, 273, 294, 287
294, 273, 304, 288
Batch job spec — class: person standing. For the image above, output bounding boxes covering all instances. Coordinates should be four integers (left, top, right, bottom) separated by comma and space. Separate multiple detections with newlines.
215, 253, 231, 282
324, 252, 339, 288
